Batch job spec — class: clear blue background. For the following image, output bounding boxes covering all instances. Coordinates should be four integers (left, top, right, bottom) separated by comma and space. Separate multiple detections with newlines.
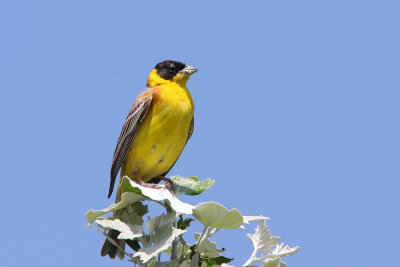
1, 1, 399, 266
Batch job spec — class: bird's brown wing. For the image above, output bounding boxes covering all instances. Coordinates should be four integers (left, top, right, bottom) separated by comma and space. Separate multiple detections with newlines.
108, 94, 153, 198
186, 116, 194, 144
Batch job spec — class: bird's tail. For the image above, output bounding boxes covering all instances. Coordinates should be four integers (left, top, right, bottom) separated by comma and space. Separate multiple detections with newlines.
101, 177, 141, 259
101, 229, 141, 259
101, 229, 125, 259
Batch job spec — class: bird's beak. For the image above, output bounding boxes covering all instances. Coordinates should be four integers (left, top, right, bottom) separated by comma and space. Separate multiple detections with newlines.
179, 65, 198, 76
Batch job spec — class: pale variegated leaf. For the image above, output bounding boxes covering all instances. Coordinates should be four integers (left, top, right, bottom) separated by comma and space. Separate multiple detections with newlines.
120, 176, 194, 214
241, 215, 270, 229
247, 220, 281, 254
256, 243, 300, 262
262, 258, 287, 267
270, 243, 299, 258
243, 215, 269, 225
243, 219, 281, 266
95, 218, 143, 240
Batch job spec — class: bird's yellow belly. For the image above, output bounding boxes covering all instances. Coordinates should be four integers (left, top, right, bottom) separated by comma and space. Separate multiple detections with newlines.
121, 97, 193, 182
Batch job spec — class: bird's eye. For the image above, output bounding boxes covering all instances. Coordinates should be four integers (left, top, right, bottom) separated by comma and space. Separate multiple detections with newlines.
169, 64, 176, 70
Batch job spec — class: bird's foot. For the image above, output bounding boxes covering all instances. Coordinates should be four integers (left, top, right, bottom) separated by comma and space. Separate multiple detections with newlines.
157, 176, 175, 195
132, 172, 175, 195
133, 171, 160, 189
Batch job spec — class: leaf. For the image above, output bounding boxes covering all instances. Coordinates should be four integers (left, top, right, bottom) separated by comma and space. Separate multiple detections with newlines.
177, 214, 195, 230
269, 243, 299, 258
86, 177, 197, 224
200, 256, 233, 266
162, 243, 190, 257
243, 215, 270, 225
121, 176, 194, 214
119, 201, 149, 225
95, 218, 143, 240
145, 213, 176, 235
134, 228, 185, 263
171, 175, 214, 196
154, 262, 175, 267
243, 219, 280, 266
256, 243, 300, 262
193, 202, 243, 229
244, 219, 300, 266
241, 215, 270, 229
248, 219, 281, 254
262, 258, 287, 267
133, 213, 186, 263
85, 192, 143, 224
146, 259, 156, 267
148, 212, 175, 232
194, 233, 220, 258
189, 252, 200, 267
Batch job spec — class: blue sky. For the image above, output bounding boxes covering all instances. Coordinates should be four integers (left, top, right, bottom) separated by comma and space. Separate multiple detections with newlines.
1, 1, 399, 266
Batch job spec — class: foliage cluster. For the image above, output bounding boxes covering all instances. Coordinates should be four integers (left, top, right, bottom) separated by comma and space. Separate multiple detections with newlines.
86, 176, 299, 266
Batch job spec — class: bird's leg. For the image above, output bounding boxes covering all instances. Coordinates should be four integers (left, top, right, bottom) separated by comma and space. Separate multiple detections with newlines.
157, 176, 175, 194
133, 171, 159, 189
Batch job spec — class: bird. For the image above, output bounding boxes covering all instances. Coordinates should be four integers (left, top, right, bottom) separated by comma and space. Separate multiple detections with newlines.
101, 60, 197, 259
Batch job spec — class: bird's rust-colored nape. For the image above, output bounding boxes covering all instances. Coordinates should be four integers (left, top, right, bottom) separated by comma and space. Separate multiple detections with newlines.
144, 87, 162, 105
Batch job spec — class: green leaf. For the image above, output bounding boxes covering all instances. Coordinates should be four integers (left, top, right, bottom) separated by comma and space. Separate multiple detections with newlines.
86, 203, 123, 224
86, 177, 195, 225
177, 214, 195, 230
118, 201, 148, 225
194, 233, 220, 258
189, 252, 200, 267
85, 192, 142, 224
200, 256, 233, 266
145, 213, 176, 236
171, 176, 214, 196
133, 213, 186, 263
162, 243, 189, 257
120, 176, 147, 195
154, 262, 176, 267
193, 202, 243, 229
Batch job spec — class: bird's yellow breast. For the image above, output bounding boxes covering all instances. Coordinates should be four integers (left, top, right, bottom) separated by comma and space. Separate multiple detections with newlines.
121, 83, 194, 182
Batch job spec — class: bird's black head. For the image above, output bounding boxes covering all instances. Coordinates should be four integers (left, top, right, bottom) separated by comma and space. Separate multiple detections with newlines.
155, 60, 186, 80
